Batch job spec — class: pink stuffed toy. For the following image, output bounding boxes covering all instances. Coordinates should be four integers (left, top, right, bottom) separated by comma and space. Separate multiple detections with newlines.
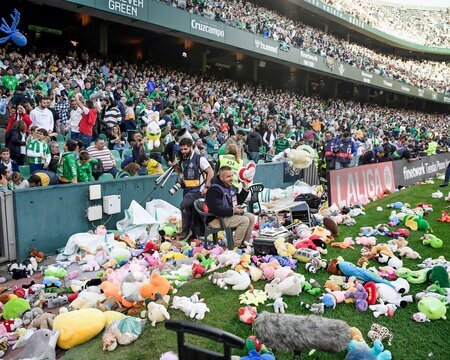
142, 253, 160, 267
355, 236, 377, 246
325, 289, 346, 304
238, 306, 257, 324
273, 267, 293, 281
262, 267, 275, 281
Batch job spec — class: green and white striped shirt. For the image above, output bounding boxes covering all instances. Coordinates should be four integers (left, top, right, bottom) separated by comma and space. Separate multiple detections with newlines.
27, 140, 51, 164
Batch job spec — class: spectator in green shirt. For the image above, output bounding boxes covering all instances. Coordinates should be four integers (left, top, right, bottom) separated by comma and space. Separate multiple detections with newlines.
2, 68, 18, 91
58, 139, 78, 184
82, 81, 94, 100
77, 150, 98, 183
273, 132, 290, 154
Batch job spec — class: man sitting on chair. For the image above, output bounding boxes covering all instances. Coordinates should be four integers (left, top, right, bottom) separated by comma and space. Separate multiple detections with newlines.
205, 166, 255, 248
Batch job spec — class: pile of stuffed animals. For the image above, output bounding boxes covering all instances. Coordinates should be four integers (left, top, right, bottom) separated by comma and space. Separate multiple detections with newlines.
0, 190, 448, 360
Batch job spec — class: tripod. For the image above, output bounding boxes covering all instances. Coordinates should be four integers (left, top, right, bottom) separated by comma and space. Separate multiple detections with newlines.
139, 160, 180, 205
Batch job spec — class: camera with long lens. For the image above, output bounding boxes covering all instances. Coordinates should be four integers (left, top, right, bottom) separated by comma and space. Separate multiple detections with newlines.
169, 179, 184, 195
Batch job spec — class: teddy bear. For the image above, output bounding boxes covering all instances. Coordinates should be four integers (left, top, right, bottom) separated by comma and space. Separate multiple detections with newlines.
287, 145, 315, 169
96, 295, 123, 312
22, 307, 44, 326
140, 273, 175, 301
30, 312, 56, 330
141, 300, 170, 327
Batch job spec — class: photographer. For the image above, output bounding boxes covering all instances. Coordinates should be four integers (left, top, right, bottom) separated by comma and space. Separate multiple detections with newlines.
177, 137, 214, 242
205, 166, 255, 249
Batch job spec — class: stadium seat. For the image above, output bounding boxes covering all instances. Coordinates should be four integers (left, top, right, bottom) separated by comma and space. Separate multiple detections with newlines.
99, 133, 108, 142
115, 159, 122, 169
98, 173, 114, 181
19, 165, 30, 178
111, 150, 121, 160
122, 149, 133, 160
65, 132, 71, 141
56, 134, 65, 143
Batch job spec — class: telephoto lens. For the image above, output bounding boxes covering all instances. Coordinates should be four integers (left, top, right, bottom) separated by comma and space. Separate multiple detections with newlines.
169, 181, 183, 195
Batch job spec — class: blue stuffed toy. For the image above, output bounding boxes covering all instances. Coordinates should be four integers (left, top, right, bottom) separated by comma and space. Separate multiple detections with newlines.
242, 350, 275, 360
0, 9, 27, 46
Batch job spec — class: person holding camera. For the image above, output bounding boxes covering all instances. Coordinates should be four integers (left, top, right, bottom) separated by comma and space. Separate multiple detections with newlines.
205, 166, 255, 249
177, 137, 214, 242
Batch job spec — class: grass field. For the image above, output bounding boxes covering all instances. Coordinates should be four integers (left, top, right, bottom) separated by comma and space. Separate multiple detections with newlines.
62, 183, 450, 360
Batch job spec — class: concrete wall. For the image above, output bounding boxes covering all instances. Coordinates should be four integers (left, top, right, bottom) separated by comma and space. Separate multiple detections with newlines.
13, 162, 297, 260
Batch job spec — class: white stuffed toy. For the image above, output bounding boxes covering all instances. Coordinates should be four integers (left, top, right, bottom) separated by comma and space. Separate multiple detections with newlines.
141, 301, 170, 327
375, 278, 413, 308
369, 301, 398, 318
171, 296, 210, 320
143, 110, 165, 150
398, 247, 421, 259
223, 270, 251, 291
264, 274, 303, 300
266, 297, 288, 313
377, 253, 403, 270
287, 145, 315, 169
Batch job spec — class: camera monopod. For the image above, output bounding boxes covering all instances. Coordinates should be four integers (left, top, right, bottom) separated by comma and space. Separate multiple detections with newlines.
139, 160, 180, 205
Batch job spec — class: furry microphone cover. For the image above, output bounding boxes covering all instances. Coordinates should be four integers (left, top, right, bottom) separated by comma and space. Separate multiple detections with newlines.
254, 312, 351, 353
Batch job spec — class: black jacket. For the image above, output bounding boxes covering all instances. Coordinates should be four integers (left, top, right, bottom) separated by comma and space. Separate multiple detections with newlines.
5, 128, 26, 157
205, 176, 249, 224
162, 140, 178, 163
246, 131, 263, 152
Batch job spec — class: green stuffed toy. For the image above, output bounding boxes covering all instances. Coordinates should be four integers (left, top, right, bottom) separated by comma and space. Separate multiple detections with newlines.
428, 266, 450, 288
2, 298, 30, 319
44, 265, 68, 279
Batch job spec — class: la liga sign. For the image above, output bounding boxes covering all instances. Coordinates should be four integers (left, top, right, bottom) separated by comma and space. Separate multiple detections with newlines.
329, 162, 395, 208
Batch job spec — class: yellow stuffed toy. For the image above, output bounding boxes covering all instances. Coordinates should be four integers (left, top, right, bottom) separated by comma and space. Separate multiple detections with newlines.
53, 308, 105, 349
274, 238, 296, 257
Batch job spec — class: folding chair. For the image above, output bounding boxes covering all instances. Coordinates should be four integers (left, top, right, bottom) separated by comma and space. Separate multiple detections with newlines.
247, 183, 264, 214
193, 198, 235, 250
165, 320, 245, 360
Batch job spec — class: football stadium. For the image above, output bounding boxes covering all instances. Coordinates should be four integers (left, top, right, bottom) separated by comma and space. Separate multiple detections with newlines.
0, 0, 449, 359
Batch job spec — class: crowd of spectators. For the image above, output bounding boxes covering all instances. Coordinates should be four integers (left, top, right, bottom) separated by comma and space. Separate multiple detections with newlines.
158, 0, 450, 94
324, 0, 449, 48
0, 47, 449, 190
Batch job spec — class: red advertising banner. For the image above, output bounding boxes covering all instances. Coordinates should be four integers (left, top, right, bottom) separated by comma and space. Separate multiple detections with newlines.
329, 162, 396, 208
